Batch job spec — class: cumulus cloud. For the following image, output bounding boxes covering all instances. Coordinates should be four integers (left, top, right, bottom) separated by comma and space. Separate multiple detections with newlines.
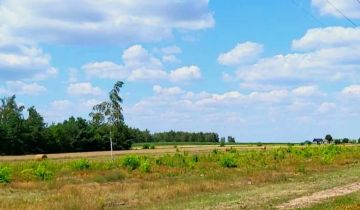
169, 65, 201, 82
83, 45, 201, 82
312, 0, 360, 19
292, 27, 360, 51
218, 42, 263, 66
224, 27, 360, 89
342, 85, 360, 96
0, 0, 214, 45
292, 85, 321, 97
0, 42, 57, 80
67, 82, 102, 96
153, 85, 183, 95
0, 81, 46, 95
124, 85, 352, 140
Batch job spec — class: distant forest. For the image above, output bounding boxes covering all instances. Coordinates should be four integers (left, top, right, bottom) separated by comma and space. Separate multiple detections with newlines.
0, 82, 219, 155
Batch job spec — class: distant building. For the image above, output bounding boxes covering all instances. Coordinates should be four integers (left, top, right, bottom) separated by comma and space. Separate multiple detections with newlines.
313, 138, 324, 144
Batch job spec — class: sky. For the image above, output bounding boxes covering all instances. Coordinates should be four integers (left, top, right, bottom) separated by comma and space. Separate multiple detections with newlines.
1, 0, 360, 142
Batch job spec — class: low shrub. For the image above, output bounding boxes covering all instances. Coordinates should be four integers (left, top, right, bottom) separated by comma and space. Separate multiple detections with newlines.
219, 141, 225, 147
142, 144, 150, 149
212, 149, 219, 155
0, 166, 11, 183
34, 165, 53, 181
139, 161, 151, 173
73, 159, 91, 170
192, 154, 199, 163
122, 155, 141, 170
220, 155, 237, 168
150, 144, 155, 149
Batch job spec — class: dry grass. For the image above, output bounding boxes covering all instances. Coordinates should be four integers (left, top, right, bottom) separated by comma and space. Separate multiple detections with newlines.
0, 145, 359, 210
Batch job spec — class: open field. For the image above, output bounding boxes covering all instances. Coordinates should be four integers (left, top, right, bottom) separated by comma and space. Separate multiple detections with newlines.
0, 144, 360, 209
0, 144, 289, 161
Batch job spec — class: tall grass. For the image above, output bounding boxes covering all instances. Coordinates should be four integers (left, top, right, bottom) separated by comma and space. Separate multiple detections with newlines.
0, 145, 359, 183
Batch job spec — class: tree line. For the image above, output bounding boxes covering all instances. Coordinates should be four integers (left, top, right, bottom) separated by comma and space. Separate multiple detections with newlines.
0, 81, 220, 155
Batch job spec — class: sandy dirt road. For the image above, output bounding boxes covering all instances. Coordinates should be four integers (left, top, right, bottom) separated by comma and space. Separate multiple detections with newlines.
277, 182, 360, 209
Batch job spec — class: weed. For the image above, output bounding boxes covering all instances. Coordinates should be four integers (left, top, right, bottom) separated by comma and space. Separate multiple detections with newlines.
142, 144, 150, 149
220, 141, 225, 147
150, 144, 155, 149
34, 165, 53, 181
0, 166, 11, 183
212, 149, 219, 155
122, 155, 141, 170
73, 159, 91, 170
140, 161, 151, 173
220, 155, 237, 168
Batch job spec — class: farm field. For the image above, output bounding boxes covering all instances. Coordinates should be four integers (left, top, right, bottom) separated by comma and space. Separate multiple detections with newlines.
0, 144, 291, 161
0, 144, 359, 210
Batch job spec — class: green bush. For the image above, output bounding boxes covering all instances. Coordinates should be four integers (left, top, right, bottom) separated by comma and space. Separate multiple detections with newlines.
149, 144, 155, 149
139, 161, 151, 173
0, 166, 11, 183
34, 165, 53, 181
212, 149, 219, 155
219, 141, 225, 147
122, 155, 141, 170
142, 144, 150, 149
334, 139, 341, 144
220, 155, 237, 168
73, 159, 91, 170
192, 154, 199, 163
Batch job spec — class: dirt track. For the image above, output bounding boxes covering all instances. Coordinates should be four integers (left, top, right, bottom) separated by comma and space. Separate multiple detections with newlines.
0, 145, 264, 161
277, 182, 360, 209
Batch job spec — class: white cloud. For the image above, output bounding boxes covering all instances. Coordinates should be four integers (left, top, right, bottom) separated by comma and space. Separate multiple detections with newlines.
0, 0, 214, 45
153, 85, 183, 95
292, 27, 360, 51
169, 65, 201, 82
312, 0, 360, 19
83, 45, 167, 81
67, 82, 102, 96
83, 61, 129, 80
162, 55, 180, 63
0, 80, 46, 95
51, 100, 71, 110
83, 45, 201, 82
225, 27, 360, 89
342, 85, 360, 96
317, 102, 336, 113
218, 42, 263, 66
292, 85, 321, 97
158, 46, 182, 54
0, 43, 57, 80
82, 99, 102, 109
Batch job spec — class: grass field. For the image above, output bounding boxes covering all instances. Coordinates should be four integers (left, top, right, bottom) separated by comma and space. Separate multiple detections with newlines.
0, 144, 359, 209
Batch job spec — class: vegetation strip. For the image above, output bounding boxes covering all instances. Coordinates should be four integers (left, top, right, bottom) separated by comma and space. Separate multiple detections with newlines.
277, 182, 360, 209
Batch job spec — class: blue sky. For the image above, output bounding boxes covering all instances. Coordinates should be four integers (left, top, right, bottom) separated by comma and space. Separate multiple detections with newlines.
1, 0, 360, 142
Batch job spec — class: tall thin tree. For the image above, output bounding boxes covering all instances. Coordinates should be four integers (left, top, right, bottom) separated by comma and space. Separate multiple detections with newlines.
90, 81, 124, 158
